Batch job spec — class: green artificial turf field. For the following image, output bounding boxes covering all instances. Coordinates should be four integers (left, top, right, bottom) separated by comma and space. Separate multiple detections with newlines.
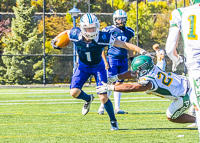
0, 87, 198, 143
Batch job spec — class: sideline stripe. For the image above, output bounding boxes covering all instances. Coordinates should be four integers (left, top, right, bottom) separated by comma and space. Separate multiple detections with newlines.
0, 130, 197, 139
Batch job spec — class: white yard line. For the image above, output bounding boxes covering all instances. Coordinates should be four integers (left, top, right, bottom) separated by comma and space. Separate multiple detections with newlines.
0, 91, 98, 94
0, 100, 169, 105
0, 97, 161, 102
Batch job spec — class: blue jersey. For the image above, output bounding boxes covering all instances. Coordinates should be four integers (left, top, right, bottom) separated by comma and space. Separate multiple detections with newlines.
69, 27, 115, 65
103, 25, 135, 59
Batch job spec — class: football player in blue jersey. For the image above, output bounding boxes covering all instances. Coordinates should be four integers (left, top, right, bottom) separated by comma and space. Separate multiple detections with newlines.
51, 13, 148, 130
98, 10, 135, 115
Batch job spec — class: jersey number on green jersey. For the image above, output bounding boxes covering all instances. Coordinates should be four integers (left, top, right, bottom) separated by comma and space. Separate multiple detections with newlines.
157, 72, 173, 87
187, 15, 198, 40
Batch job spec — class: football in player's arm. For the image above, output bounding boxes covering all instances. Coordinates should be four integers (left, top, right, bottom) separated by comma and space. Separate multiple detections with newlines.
96, 55, 196, 124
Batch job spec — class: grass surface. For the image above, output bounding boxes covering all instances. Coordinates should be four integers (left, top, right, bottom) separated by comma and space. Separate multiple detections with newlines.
0, 87, 198, 143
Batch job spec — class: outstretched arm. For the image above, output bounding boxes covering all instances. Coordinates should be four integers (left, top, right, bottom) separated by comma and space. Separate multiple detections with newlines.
107, 71, 137, 83
118, 71, 137, 79
114, 82, 152, 92
96, 82, 152, 93
113, 39, 146, 54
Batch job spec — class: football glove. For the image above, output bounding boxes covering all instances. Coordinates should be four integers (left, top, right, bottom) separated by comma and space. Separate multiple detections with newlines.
172, 55, 183, 72
107, 75, 119, 84
139, 49, 154, 58
51, 39, 61, 50
96, 82, 115, 93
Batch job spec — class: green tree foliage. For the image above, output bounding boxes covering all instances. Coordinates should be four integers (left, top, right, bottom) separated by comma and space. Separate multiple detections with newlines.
147, 1, 168, 13
1, 0, 43, 84
90, 0, 114, 13
0, 0, 16, 12
127, 2, 154, 50
76, 0, 89, 13
37, 15, 74, 82
31, 0, 76, 12
110, 0, 131, 12
151, 9, 171, 46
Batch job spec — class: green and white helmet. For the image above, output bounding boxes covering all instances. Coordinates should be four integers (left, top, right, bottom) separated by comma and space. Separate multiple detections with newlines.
190, 0, 200, 5
131, 55, 154, 77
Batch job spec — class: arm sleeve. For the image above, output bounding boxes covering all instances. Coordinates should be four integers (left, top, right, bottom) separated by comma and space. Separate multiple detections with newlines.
165, 27, 180, 62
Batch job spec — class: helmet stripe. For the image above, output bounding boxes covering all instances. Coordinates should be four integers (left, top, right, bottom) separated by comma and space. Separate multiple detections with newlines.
119, 10, 122, 15
87, 13, 93, 24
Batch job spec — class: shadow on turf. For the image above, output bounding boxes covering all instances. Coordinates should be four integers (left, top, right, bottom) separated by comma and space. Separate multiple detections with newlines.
129, 112, 164, 115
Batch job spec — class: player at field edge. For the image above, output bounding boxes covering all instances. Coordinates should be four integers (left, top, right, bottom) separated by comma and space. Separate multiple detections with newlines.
96, 55, 196, 124
164, 0, 200, 135
98, 9, 135, 115
51, 13, 151, 130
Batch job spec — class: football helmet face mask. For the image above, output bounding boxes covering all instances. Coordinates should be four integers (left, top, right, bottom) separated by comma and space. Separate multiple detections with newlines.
190, 0, 200, 5
131, 55, 154, 77
113, 9, 127, 29
80, 13, 100, 39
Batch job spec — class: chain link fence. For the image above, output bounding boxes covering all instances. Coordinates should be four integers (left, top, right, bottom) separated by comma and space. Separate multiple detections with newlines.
0, 11, 186, 85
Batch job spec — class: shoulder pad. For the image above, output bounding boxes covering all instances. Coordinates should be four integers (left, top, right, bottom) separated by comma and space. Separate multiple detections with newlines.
97, 31, 115, 45
126, 27, 135, 36
102, 25, 115, 32
169, 9, 183, 29
69, 27, 81, 41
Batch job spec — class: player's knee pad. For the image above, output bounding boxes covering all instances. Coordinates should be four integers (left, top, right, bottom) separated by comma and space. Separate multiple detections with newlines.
166, 95, 190, 119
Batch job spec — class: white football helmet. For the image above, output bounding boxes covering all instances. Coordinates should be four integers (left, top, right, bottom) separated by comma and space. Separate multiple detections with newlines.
80, 13, 100, 39
113, 9, 127, 28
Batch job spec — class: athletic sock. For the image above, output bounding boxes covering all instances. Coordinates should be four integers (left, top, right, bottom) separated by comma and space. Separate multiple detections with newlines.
114, 91, 121, 110
76, 90, 90, 102
104, 99, 116, 121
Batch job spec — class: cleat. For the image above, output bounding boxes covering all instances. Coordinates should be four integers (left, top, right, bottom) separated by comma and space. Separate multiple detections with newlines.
98, 106, 104, 115
187, 123, 198, 128
82, 94, 94, 115
110, 120, 119, 130
114, 109, 128, 114
98, 110, 104, 115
